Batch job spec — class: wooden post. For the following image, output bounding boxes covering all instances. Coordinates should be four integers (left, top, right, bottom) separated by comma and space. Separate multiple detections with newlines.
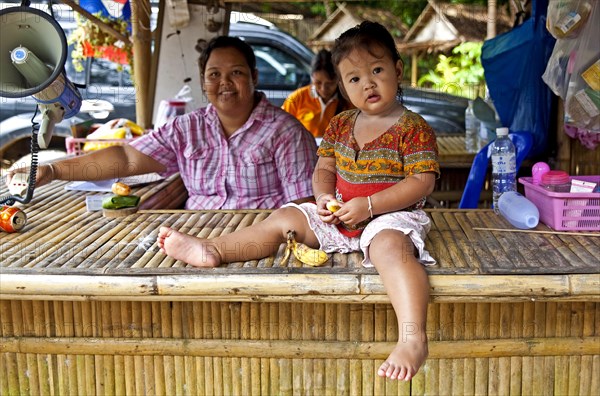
130, 0, 153, 128
487, 0, 497, 39
411, 53, 419, 87
555, 99, 571, 172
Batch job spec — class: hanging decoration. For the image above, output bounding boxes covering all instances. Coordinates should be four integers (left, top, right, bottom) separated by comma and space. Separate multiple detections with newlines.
67, 0, 133, 72
68, 13, 132, 71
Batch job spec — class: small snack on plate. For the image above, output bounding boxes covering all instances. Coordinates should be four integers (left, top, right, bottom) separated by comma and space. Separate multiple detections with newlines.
111, 181, 131, 196
102, 195, 140, 210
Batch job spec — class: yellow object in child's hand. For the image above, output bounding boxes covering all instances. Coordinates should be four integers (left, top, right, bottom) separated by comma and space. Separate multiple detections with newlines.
326, 200, 341, 213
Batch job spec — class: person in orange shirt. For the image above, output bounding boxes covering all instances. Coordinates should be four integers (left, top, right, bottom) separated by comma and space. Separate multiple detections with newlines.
282, 49, 352, 138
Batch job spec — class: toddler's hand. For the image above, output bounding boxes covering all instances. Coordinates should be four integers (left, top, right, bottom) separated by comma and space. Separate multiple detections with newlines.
334, 197, 370, 226
315, 193, 340, 224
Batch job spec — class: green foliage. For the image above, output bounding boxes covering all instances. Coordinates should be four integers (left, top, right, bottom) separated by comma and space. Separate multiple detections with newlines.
294, 0, 510, 27
417, 42, 485, 99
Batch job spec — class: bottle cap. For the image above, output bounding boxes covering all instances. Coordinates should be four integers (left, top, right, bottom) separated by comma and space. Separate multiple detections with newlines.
541, 170, 570, 185
496, 127, 509, 136
531, 162, 550, 185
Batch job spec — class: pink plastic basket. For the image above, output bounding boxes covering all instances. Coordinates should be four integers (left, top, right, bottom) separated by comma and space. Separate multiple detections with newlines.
65, 137, 135, 156
519, 176, 600, 231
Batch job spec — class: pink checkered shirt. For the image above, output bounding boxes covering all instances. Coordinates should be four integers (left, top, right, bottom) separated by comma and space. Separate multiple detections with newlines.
131, 94, 317, 210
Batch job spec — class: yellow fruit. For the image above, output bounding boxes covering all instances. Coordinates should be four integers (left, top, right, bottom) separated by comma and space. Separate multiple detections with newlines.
326, 200, 341, 213
122, 119, 145, 136
282, 230, 329, 267
111, 181, 131, 196
292, 241, 329, 266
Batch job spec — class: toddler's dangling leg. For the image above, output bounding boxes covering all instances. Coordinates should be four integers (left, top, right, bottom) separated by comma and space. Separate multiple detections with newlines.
368, 230, 429, 381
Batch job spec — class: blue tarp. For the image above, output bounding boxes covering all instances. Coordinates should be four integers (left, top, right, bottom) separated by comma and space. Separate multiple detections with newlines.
481, 0, 556, 157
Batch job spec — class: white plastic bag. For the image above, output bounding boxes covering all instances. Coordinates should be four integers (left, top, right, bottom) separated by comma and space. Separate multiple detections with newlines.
155, 85, 193, 128
546, 0, 593, 39
543, 0, 599, 133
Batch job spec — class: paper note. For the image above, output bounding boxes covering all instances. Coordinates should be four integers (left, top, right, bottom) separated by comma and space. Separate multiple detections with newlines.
65, 173, 164, 192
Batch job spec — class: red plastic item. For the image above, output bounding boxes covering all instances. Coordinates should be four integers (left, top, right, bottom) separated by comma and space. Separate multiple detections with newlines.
540, 170, 571, 192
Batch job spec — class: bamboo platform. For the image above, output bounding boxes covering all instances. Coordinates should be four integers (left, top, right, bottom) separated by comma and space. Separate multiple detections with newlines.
1, 177, 599, 395
436, 135, 476, 168
432, 135, 483, 207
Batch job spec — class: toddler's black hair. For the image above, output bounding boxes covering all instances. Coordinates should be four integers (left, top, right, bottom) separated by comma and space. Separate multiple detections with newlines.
332, 21, 402, 68
331, 21, 404, 101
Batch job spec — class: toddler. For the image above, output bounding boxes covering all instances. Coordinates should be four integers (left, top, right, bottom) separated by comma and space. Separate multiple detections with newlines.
158, 21, 439, 381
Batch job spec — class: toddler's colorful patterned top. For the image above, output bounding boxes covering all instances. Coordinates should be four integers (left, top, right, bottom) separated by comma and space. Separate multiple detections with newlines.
317, 108, 440, 237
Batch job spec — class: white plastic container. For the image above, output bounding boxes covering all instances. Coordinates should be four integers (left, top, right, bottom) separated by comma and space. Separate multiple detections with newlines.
498, 191, 540, 229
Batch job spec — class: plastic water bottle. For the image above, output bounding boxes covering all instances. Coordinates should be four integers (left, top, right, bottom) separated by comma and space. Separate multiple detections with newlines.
498, 191, 539, 229
478, 123, 490, 150
464, 100, 479, 152
491, 127, 517, 213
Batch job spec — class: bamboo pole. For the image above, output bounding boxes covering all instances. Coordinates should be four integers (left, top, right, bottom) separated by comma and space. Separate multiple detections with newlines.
472, 227, 600, 237
464, 303, 477, 394
373, 305, 386, 395
130, 0, 153, 128
510, 302, 524, 395
192, 302, 205, 396
439, 303, 453, 393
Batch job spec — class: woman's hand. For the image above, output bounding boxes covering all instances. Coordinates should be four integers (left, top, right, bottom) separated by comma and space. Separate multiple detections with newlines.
333, 196, 370, 226
6, 163, 54, 190
315, 193, 340, 224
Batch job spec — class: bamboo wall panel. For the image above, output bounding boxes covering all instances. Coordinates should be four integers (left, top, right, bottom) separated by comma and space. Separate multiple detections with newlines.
1, 300, 598, 395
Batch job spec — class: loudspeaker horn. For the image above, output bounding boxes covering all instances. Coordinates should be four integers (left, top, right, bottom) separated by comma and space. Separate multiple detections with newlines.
0, 6, 82, 148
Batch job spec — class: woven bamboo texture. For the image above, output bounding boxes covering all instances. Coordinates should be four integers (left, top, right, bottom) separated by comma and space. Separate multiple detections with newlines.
1, 300, 599, 395
2, 180, 598, 278
430, 136, 477, 207
436, 136, 476, 168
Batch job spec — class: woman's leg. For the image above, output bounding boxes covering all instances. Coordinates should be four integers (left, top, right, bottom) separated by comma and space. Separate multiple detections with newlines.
368, 229, 429, 381
158, 206, 318, 267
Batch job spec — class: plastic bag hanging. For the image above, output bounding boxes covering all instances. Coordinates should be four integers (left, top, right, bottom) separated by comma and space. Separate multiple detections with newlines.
155, 85, 193, 128
542, 0, 599, 148
165, 0, 190, 28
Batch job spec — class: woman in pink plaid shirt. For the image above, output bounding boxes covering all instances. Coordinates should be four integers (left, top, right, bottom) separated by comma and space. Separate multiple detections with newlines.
8, 37, 318, 210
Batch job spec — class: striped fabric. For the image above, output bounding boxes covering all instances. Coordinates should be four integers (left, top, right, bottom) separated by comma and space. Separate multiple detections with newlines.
131, 93, 318, 210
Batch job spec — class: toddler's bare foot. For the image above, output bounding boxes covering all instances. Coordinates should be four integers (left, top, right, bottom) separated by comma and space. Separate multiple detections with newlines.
157, 226, 221, 267
377, 336, 428, 381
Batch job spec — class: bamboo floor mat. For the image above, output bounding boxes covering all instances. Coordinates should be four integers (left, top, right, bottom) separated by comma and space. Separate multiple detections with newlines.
1, 179, 599, 275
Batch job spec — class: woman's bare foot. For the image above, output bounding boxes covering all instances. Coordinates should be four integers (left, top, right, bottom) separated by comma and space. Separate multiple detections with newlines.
157, 227, 221, 267
377, 336, 428, 381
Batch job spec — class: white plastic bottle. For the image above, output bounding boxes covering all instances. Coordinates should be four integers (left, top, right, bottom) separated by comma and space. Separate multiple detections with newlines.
498, 191, 539, 229
464, 100, 479, 152
491, 127, 517, 213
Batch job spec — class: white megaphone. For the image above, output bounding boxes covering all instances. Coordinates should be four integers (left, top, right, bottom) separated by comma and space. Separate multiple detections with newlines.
0, 6, 82, 149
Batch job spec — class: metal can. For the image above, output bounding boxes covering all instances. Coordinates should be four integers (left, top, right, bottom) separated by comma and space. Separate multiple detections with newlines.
0, 206, 27, 233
